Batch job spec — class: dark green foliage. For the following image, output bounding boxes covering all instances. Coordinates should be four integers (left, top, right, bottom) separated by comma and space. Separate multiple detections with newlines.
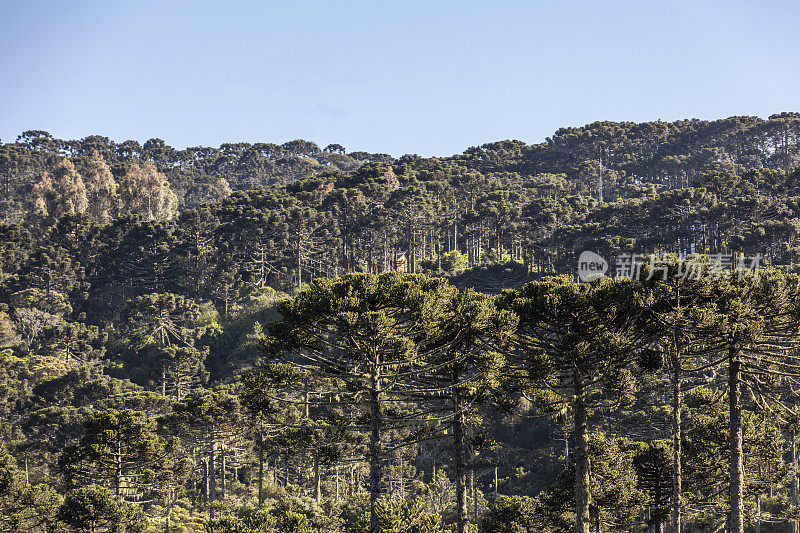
204, 510, 278, 533
4, 116, 800, 532
482, 495, 538, 533
0, 441, 61, 532
354, 498, 444, 533
59, 409, 176, 501
57, 485, 147, 533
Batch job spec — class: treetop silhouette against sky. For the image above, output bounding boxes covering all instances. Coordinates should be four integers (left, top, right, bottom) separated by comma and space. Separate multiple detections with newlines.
1, 1, 799, 156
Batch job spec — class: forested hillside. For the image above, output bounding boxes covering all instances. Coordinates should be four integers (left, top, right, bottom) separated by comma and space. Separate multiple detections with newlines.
3, 114, 800, 533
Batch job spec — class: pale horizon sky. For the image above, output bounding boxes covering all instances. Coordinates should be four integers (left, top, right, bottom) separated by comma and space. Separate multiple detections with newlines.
1, 0, 799, 157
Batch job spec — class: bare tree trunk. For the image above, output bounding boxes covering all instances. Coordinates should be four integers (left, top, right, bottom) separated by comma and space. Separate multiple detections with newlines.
672, 354, 682, 533
209, 438, 216, 519
453, 383, 468, 533
654, 473, 663, 533
258, 422, 264, 509
314, 452, 321, 503
496, 222, 501, 259
383, 229, 388, 272
349, 463, 354, 497
729, 353, 744, 533
574, 371, 591, 533
296, 235, 302, 289
115, 439, 122, 497
369, 360, 383, 532
793, 430, 798, 533
203, 458, 209, 501
470, 465, 477, 525
755, 493, 761, 533
597, 154, 604, 202
220, 446, 226, 498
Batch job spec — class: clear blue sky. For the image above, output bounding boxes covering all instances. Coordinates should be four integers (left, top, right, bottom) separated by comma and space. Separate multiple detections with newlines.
1, 1, 799, 157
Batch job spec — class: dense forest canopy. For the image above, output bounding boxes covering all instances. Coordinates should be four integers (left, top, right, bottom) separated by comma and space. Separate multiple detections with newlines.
3, 114, 800, 533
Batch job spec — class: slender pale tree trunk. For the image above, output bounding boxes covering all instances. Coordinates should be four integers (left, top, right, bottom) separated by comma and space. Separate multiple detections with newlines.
369, 357, 383, 532
597, 154, 604, 202
314, 452, 321, 503
574, 371, 591, 533
672, 352, 682, 533
729, 352, 744, 533
349, 464, 354, 497
115, 438, 122, 497
496, 222, 501, 259
296, 234, 302, 289
258, 422, 264, 509
453, 379, 468, 533
209, 435, 216, 519
755, 493, 761, 533
793, 430, 799, 533
383, 229, 388, 272
470, 465, 477, 524
220, 446, 226, 498
203, 458, 209, 501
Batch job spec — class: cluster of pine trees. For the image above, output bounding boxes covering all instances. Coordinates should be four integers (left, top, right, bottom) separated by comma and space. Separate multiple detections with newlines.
27, 154, 181, 224
3, 114, 800, 532
257, 265, 800, 533
6, 265, 800, 532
